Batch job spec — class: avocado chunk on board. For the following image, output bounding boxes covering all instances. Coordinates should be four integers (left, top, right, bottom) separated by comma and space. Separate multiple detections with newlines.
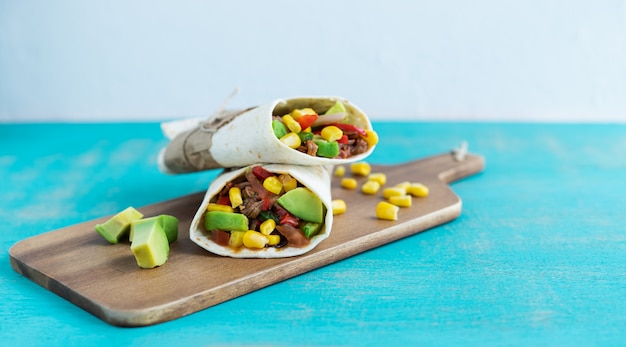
130, 218, 170, 269
95, 207, 144, 244
130, 215, 178, 244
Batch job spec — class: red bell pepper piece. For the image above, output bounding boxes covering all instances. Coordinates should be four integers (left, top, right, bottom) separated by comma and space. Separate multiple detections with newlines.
252, 166, 274, 180
296, 114, 318, 130
337, 134, 349, 144
216, 195, 231, 205
261, 197, 273, 211
331, 123, 367, 136
280, 213, 300, 227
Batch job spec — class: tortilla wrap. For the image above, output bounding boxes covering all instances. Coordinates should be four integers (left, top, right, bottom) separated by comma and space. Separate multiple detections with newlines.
190, 164, 333, 258
158, 96, 374, 174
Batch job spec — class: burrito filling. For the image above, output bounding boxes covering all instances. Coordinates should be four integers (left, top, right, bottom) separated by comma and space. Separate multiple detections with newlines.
203, 166, 327, 251
272, 101, 378, 159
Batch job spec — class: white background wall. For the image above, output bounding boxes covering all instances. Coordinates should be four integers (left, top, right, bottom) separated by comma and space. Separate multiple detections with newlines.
1, 0, 625, 122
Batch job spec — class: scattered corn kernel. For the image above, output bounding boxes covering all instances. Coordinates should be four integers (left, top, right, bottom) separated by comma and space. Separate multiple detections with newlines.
350, 162, 371, 176
243, 230, 268, 249
321, 125, 343, 142
395, 181, 412, 189
229, 187, 243, 208
280, 132, 302, 149
341, 177, 358, 190
229, 231, 245, 248
367, 173, 387, 185
388, 195, 412, 207
291, 108, 316, 120
278, 174, 297, 192
407, 183, 429, 197
332, 199, 347, 215
361, 180, 381, 195
362, 129, 379, 147
263, 176, 283, 195
207, 203, 234, 213
266, 234, 281, 246
334, 165, 346, 177
282, 115, 302, 133
376, 201, 399, 221
259, 219, 276, 235
382, 187, 406, 199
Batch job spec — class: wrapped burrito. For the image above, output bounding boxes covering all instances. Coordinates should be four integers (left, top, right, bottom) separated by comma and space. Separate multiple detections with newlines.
190, 164, 333, 258
159, 96, 378, 174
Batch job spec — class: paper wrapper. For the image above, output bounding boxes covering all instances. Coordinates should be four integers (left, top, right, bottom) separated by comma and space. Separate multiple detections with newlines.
189, 164, 333, 258
158, 96, 374, 174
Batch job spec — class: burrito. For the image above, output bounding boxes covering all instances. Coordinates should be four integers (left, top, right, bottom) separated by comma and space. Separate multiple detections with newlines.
159, 96, 378, 174
189, 164, 333, 258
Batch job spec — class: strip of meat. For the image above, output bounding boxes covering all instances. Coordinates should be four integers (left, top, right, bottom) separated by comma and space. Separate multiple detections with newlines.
276, 225, 310, 247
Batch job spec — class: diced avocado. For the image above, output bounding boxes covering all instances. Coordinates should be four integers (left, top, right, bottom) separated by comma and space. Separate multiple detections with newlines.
130, 215, 178, 244
130, 218, 169, 269
324, 101, 347, 115
277, 187, 324, 223
298, 131, 314, 142
301, 222, 322, 238
313, 139, 339, 158
272, 119, 288, 138
205, 211, 249, 232
95, 207, 143, 244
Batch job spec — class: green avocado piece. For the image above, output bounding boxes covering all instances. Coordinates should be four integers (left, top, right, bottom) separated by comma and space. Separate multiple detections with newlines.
298, 131, 314, 142
130, 215, 178, 244
313, 139, 339, 158
277, 187, 324, 223
272, 119, 288, 138
205, 211, 249, 232
324, 101, 347, 115
130, 218, 169, 269
301, 222, 322, 238
95, 207, 144, 244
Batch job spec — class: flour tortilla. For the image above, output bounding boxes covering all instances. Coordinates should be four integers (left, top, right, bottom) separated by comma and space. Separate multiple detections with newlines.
158, 96, 374, 174
189, 164, 333, 258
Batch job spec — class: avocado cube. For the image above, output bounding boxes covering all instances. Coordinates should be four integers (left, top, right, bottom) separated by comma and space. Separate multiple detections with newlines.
130, 218, 170, 269
324, 101, 347, 115
277, 188, 324, 223
95, 207, 144, 244
205, 211, 249, 232
130, 215, 178, 244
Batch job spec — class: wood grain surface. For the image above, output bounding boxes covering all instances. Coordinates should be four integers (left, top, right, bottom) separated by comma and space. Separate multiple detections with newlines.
9, 152, 484, 327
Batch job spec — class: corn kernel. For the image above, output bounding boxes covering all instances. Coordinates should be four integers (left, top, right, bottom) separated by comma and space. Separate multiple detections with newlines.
280, 132, 302, 149
263, 176, 283, 195
266, 234, 281, 246
382, 187, 406, 199
376, 201, 399, 221
332, 199, 347, 215
362, 129, 379, 147
207, 203, 234, 213
395, 181, 411, 189
361, 180, 381, 195
350, 162, 371, 176
367, 173, 387, 185
278, 174, 297, 192
334, 165, 346, 177
243, 230, 268, 249
229, 231, 245, 248
282, 115, 302, 133
259, 219, 276, 235
304, 127, 312, 132
291, 108, 317, 120
341, 177, 358, 190
229, 187, 243, 208
407, 183, 429, 197
388, 195, 412, 207
321, 126, 343, 142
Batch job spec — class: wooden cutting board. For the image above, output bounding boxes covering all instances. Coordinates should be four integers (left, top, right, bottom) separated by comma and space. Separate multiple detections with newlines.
9, 152, 484, 327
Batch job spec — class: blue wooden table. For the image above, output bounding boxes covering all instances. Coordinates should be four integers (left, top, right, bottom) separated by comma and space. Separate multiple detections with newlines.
1, 122, 625, 346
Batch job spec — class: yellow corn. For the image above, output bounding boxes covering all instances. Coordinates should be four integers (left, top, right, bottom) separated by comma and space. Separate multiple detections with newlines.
278, 174, 297, 192
382, 187, 406, 199
407, 183, 429, 197
376, 201, 399, 221
321, 126, 343, 142
334, 165, 346, 177
367, 173, 387, 186
304, 127, 312, 132
266, 234, 281, 246
207, 203, 234, 213
291, 108, 317, 120
263, 176, 283, 195
259, 219, 276, 235
341, 177, 358, 190
280, 132, 302, 149
229, 231, 245, 248
388, 195, 412, 207
350, 162, 371, 176
229, 187, 243, 208
395, 181, 412, 189
243, 230, 268, 249
282, 115, 302, 133
361, 180, 381, 195
362, 129, 379, 147
332, 199, 347, 215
